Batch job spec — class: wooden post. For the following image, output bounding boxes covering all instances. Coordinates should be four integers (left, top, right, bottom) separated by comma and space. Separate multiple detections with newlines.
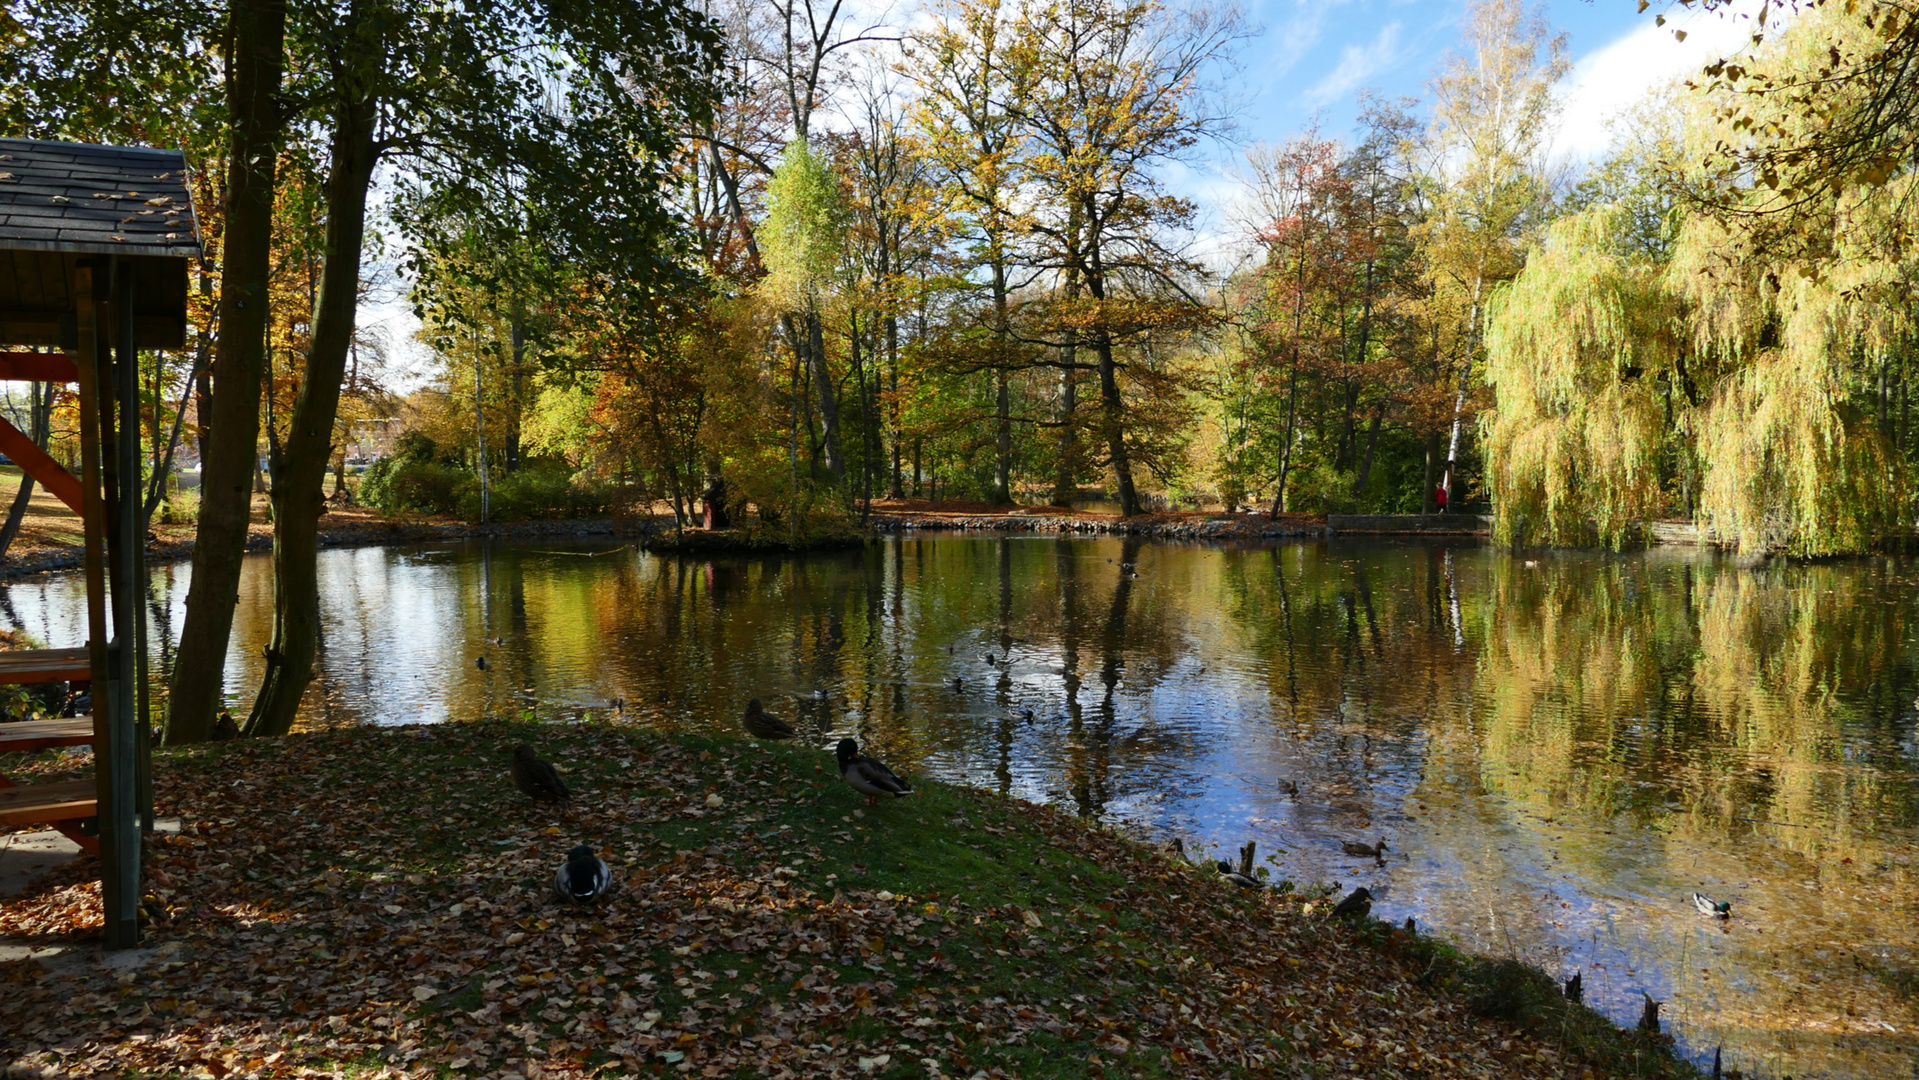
102, 260, 142, 947
73, 262, 139, 948
114, 265, 153, 835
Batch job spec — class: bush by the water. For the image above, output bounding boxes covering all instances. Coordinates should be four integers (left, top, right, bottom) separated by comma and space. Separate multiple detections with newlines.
359, 433, 611, 521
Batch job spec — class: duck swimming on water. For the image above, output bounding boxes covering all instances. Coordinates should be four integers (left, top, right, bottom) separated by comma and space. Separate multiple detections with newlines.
1341, 838, 1388, 859
1693, 892, 1732, 918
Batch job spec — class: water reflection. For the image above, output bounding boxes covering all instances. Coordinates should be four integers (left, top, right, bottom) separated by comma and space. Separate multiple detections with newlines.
1, 536, 1915, 1078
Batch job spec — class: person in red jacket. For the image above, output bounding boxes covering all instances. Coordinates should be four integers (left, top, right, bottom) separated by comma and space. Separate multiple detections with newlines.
1434, 484, 1448, 513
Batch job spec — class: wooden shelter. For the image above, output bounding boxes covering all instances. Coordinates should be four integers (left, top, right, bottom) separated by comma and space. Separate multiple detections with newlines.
0, 137, 201, 949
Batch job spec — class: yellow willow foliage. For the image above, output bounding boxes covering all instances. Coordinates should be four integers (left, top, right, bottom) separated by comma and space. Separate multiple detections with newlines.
1481, 207, 1678, 547
1693, 345, 1902, 554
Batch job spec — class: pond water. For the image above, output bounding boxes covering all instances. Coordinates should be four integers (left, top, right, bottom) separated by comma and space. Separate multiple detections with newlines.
2, 535, 1915, 1079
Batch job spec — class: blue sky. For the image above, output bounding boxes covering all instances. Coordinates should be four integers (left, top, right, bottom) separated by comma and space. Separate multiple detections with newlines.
1217, 0, 1757, 152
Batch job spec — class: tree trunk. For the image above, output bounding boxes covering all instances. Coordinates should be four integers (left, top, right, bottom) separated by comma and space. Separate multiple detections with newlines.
1354, 400, 1384, 498
164, 0, 284, 746
1423, 430, 1440, 514
0, 383, 50, 560
1051, 206, 1083, 509
991, 257, 1012, 505
887, 315, 903, 499
243, 89, 377, 739
506, 315, 524, 472
1083, 226, 1138, 517
806, 313, 845, 481
1051, 366, 1077, 507
1443, 276, 1483, 502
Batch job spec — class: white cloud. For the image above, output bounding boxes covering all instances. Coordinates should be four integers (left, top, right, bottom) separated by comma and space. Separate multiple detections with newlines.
1305, 21, 1403, 108
1554, 0, 1777, 163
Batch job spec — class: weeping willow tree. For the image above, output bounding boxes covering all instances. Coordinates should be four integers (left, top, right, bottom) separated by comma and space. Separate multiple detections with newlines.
1481, 206, 1681, 547
1485, 3, 1917, 554
1668, 2, 1916, 555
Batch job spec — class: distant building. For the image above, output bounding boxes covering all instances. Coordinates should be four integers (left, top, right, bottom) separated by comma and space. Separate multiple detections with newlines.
348, 417, 402, 464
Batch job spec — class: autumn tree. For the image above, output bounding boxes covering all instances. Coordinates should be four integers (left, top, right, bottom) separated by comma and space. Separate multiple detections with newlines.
1012, 0, 1239, 516
1414, 0, 1567, 509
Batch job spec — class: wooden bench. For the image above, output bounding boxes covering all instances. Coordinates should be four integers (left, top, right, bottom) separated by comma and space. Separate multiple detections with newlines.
0, 716, 94, 753
0, 715, 100, 853
0, 778, 98, 852
0, 647, 90, 684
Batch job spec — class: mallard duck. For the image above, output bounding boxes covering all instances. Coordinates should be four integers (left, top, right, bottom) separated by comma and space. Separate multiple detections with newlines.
950, 676, 964, 692
1215, 861, 1264, 890
1637, 992, 1661, 1034
554, 844, 610, 903
510, 745, 571, 803
984, 652, 997, 666
836, 738, 912, 806
1278, 778, 1299, 797
743, 698, 796, 740
1564, 970, 1583, 1003
1693, 892, 1731, 918
1330, 886, 1373, 920
1341, 838, 1388, 859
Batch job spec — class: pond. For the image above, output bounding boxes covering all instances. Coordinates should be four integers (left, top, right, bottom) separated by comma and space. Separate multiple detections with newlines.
3, 534, 1915, 1079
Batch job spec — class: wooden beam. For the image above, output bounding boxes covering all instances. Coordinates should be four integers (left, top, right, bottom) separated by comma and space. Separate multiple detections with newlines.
0, 351, 78, 382
0, 413, 82, 513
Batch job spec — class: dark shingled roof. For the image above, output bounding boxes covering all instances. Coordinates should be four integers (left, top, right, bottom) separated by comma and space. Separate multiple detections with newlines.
0, 137, 202, 258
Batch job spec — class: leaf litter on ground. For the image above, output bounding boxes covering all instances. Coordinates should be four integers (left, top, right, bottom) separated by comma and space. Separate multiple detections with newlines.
0, 719, 1702, 1079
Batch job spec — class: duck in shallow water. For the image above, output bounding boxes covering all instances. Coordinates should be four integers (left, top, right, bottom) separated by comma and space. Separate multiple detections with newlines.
836, 738, 913, 806
1693, 892, 1732, 918
1341, 838, 1388, 859
742, 698, 796, 740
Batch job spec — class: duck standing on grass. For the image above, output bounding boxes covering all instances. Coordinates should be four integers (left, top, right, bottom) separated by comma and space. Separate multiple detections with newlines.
742, 698, 796, 740
554, 844, 611, 903
836, 738, 912, 806
510, 745, 571, 803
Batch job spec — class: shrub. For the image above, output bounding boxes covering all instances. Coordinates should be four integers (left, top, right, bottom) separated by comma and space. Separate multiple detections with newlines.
459, 459, 613, 521
360, 434, 470, 515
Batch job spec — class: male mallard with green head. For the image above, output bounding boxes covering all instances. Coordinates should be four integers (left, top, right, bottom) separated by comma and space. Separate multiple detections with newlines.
510, 745, 571, 803
1693, 892, 1732, 918
554, 844, 611, 904
836, 738, 912, 806
743, 698, 796, 740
